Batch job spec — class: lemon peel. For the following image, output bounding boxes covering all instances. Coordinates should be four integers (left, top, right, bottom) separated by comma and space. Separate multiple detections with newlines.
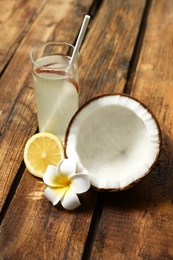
24, 132, 64, 178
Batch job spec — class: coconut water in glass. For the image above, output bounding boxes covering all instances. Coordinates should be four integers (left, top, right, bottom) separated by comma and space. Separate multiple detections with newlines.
30, 42, 79, 141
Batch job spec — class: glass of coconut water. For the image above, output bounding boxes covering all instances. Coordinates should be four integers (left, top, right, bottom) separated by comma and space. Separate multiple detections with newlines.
30, 42, 79, 141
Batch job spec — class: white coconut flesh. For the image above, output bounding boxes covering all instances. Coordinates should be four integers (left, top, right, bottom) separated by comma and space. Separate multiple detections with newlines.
65, 94, 161, 191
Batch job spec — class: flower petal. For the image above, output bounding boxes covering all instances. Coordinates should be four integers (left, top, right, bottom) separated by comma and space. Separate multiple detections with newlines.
59, 159, 76, 177
44, 186, 68, 206
61, 188, 81, 210
43, 165, 59, 187
69, 173, 90, 194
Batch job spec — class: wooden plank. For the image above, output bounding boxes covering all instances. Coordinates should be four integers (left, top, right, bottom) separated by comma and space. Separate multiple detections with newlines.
90, 0, 173, 259
0, 0, 146, 258
79, 0, 146, 106
0, 0, 48, 74
0, 0, 93, 211
0, 170, 97, 259
0, 87, 37, 210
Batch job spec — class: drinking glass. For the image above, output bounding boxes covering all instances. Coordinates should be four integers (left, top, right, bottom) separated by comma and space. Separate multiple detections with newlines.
30, 42, 79, 141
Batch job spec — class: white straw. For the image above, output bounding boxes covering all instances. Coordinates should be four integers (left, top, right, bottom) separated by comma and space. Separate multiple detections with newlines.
70, 15, 90, 65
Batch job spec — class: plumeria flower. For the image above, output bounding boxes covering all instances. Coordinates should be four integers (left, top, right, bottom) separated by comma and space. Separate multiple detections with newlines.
43, 159, 90, 210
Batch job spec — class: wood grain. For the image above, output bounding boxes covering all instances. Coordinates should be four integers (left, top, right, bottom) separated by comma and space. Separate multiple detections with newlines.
90, 0, 173, 259
0, 0, 48, 74
0, 0, 93, 211
0, 0, 146, 259
1, 0, 172, 259
0, 171, 97, 259
0, 0, 94, 259
79, 0, 146, 106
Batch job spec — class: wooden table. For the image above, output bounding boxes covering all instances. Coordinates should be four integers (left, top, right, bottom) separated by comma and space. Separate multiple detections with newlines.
0, 0, 173, 259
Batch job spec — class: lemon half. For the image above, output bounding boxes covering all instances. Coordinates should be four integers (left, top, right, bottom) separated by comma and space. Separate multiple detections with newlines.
24, 132, 64, 178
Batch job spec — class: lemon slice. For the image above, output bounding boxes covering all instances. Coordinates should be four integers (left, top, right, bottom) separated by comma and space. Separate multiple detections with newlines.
24, 132, 64, 178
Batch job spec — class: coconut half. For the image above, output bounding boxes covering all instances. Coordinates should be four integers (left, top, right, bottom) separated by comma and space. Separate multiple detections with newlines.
64, 94, 161, 191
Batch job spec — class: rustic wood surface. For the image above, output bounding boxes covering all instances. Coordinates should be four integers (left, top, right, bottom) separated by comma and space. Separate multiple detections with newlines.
0, 0, 173, 259
0, 0, 93, 211
90, 0, 173, 259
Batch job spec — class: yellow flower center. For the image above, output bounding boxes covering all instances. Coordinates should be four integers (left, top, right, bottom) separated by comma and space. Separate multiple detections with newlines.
57, 174, 71, 187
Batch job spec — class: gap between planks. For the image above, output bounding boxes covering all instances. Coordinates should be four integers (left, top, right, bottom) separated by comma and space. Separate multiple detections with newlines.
82, 192, 105, 260
124, 0, 152, 94
71, 0, 103, 47
0, 161, 26, 224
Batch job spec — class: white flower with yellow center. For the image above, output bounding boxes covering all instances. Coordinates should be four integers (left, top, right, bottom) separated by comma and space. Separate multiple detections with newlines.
43, 159, 90, 210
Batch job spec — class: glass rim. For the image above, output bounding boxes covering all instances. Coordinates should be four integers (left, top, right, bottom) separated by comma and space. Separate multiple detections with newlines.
30, 41, 78, 69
